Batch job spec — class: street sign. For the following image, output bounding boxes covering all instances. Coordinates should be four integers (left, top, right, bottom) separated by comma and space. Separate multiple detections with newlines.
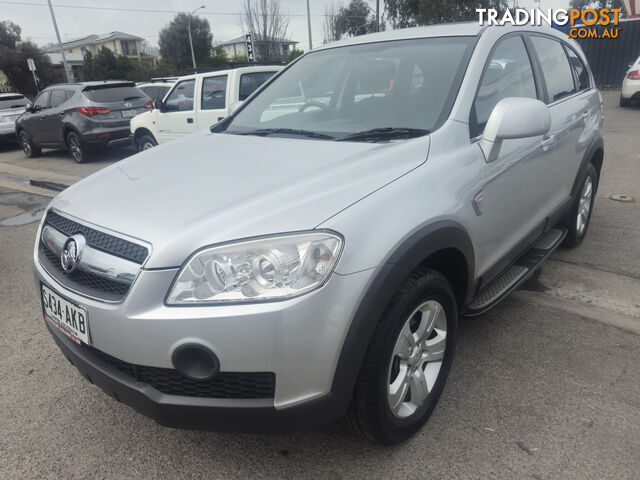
245, 34, 255, 62
27, 58, 36, 72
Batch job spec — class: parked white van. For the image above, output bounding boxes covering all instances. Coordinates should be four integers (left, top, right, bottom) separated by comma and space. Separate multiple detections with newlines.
130, 66, 282, 151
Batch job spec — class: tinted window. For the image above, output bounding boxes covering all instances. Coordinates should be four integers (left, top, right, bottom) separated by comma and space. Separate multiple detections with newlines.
226, 37, 473, 137
530, 36, 576, 103
34, 91, 50, 109
565, 46, 589, 91
201, 75, 227, 110
50, 90, 68, 108
160, 87, 170, 99
83, 86, 145, 103
471, 36, 537, 138
165, 79, 195, 112
239, 72, 276, 101
0, 95, 28, 109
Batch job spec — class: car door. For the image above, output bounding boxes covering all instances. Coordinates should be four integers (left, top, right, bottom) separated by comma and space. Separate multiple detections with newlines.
528, 35, 596, 204
27, 90, 51, 144
156, 78, 198, 143
197, 74, 228, 128
469, 34, 553, 280
40, 89, 68, 146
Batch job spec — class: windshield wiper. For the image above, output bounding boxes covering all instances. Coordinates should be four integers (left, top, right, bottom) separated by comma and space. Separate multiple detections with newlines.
231, 128, 335, 140
338, 127, 429, 142
123, 96, 141, 101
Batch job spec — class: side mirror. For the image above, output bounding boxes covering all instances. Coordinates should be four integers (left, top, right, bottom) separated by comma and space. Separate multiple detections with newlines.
25, 102, 33, 112
479, 97, 551, 163
154, 100, 165, 112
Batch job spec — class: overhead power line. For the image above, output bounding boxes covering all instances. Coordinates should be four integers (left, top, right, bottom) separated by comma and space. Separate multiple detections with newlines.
0, 0, 361, 17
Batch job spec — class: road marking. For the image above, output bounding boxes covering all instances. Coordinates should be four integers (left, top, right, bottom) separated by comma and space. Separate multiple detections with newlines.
0, 179, 57, 198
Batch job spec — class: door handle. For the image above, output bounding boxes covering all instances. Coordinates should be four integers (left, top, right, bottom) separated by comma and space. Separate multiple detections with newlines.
187, 118, 193, 124
540, 134, 555, 149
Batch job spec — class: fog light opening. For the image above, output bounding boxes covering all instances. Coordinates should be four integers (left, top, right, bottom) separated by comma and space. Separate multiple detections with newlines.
171, 344, 220, 381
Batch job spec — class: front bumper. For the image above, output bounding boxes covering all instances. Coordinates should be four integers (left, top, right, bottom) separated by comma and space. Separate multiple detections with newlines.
34, 241, 377, 429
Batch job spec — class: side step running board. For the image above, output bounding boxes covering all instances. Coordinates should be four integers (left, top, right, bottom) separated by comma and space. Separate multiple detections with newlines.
464, 227, 567, 316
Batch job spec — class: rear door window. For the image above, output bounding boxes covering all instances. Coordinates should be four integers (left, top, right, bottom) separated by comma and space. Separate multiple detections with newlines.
530, 36, 577, 103
165, 79, 195, 112
49, 90, 68, 108
239, 72, 276, 101
83, 86, 145, 103
201, 76, 228, 110
471, 36, 537, 138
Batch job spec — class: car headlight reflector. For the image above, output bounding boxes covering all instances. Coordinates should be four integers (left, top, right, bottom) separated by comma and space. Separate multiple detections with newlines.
167, 231, 342, 304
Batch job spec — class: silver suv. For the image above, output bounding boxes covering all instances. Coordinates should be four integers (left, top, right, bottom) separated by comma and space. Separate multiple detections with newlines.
34, 24, 603, 444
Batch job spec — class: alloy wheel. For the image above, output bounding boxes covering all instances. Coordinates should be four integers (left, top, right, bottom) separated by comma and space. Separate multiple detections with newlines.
576, 176, 593, 235
20, 131, 31, 156
69, 135, 82, 162
387, 300, 447, 419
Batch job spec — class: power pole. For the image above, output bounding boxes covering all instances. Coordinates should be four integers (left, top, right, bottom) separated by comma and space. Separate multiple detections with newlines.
306, 0, 313, 51
188, 6, 205, 73
376, 0, 380, 32
47, 0, 71, 82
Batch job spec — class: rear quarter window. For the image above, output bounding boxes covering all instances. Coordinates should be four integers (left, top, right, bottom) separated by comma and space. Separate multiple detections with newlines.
83, 86, 146, 103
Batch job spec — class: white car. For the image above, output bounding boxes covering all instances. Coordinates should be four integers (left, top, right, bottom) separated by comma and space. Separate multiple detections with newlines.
0, 93, 28, 143
620, 55, 640, 107
130, 66, 282, 151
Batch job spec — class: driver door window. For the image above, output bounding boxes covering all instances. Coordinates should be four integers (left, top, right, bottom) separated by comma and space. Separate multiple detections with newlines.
33, 91, 50, 111
470, 36, 537, 138
165, 79, 195, 112
157, 79, 197, 143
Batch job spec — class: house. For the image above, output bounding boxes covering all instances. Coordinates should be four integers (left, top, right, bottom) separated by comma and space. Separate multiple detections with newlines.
219, 35, 298, 60
43, 32, 153, 64
45, 52, 84, 82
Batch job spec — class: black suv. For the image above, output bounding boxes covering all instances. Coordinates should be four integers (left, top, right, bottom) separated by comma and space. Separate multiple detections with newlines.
16, 81, 152, 163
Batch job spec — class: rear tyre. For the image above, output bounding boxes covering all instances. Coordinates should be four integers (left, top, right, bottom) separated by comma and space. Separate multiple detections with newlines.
620, 95, 631, 107
346, 268, 458, 445
66, 131, 89, 163
137, 133, 157, 152
18, 130, 41, 158
563, 163, 597, 248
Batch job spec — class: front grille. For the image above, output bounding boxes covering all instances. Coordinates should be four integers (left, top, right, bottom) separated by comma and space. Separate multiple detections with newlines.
45, 211, 148, 264
82, 344, 276, 399
39, 243, 129, 300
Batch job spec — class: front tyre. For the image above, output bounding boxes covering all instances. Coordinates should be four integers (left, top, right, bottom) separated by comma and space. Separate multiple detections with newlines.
137, 132, 157, 152
347, 268, 458, 444
18, 130, 41, 158
563, 163, 597, 248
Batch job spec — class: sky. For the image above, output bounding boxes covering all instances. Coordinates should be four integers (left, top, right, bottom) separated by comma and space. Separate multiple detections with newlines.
0, 0, 571, 52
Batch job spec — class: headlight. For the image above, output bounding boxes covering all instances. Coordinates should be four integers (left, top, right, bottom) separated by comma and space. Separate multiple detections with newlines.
167, 231, 343, 305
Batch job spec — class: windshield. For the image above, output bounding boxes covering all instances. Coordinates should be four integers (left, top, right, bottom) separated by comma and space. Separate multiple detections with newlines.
223, 37, 474, 140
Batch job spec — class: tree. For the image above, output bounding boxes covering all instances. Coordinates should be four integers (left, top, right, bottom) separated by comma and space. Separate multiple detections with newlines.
0, 21, 21, 49
82, 46, 133, 80
323, 3, 341, 43
241, 0, 290, 61
336, 0, 377, 37
385, 0, 508, 28
201, 46, 229, 68
0, 21, 61, 96
158, 12, 213, 70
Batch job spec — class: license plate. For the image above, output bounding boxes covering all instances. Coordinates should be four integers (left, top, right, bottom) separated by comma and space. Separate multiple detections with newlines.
121, 109, 138, 118
41, 284, 90, 345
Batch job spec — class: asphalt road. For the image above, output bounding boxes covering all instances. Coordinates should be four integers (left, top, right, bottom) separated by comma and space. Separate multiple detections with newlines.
0, 91, 639, 479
